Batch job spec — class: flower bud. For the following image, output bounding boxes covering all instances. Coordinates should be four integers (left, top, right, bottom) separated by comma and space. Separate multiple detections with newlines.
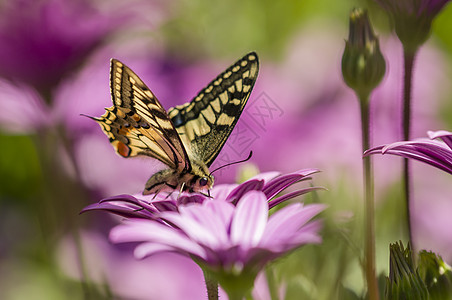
375, 0, 451, 53
418, 250, 452, 298
386, 241, 429, 299
342, 8, 386, 100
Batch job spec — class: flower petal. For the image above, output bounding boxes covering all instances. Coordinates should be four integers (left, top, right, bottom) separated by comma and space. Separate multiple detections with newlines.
230, 191, 268, 248
100, 194, 161, 213
80, 202, 157, 219
248, 171, 281, 182
0, 81, 50, 133
279, 220, 323, 250
365, 139, 452, 174
226, 179, 265, 205
161, 201, 233, 249
209, 184, 238, 200
268, 187, 326, 209
134, 243, 177, 258
110, 220, 206, 259
428, 130, 452, 149
261, 203, 326, 248
263, 169, 320, 199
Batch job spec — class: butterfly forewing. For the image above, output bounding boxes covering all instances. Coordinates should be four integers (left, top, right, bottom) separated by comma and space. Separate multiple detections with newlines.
93, 53, 259, 194
168, 52, 259, 167
95, 59, 190, 172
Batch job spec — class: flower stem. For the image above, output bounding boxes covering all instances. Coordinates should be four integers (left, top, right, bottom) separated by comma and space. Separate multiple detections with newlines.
265, 267, 278, 300
402, 48, 416, 251
359, 93, 379, 300
203, 269, 219, 300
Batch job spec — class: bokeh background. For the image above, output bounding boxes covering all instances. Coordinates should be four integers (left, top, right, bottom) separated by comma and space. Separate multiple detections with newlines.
1, 0, 452, 299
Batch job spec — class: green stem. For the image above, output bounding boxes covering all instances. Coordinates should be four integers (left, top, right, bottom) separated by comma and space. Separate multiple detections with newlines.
35, 126, 94, 297
402, 48, 416, 252
203, 269, 219, 300
359, 93, 379, 300
265, 267, 278, 300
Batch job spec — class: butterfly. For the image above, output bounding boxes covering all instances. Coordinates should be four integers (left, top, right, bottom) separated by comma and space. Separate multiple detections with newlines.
90, 52, 259, 195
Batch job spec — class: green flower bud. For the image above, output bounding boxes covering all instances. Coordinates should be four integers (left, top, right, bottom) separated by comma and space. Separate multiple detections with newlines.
386, 241, 429, 300
342, 8, 386, 100
418, 250, 452, 299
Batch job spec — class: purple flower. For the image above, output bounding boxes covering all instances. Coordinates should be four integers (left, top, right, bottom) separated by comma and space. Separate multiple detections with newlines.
109, 191, 325, 297
0, 0, 122, 100
0, 81, 51, 133
364, 130, 452, 174
81, 169, 323, 218
81, 169, 324, 297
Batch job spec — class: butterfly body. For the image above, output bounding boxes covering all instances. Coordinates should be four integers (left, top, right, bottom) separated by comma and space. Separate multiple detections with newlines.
92, 53, 259, 195
144, 157, 213, 194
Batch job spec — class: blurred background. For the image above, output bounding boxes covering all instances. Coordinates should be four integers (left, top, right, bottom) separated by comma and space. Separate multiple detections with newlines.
1, 0, 452, 299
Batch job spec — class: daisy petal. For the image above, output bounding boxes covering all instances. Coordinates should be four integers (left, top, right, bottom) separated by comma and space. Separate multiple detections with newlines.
231, 191, 268, 248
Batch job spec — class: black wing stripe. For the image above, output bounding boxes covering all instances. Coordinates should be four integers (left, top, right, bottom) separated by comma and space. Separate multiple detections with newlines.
168, 52, 259, 166
129, 131, 175, 167
95, 59, 192, 172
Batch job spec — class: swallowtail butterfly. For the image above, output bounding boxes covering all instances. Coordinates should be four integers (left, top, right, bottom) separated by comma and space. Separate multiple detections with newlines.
92, 52, 259, 194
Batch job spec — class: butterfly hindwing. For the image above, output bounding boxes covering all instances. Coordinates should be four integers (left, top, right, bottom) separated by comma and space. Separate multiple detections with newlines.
95, 59, 190, 172
168, 52, 259, 167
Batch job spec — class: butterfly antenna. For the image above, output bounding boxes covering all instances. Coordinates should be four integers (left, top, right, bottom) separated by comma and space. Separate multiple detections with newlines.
80, 113, 99, 121
210, 151, 253, 176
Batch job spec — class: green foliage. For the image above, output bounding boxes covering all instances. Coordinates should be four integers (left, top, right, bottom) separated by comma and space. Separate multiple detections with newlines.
385, 242, 452, 300
0, 134, 41, 201
160, 0, 356, 59
386, 241, 428, 300
418, 251, 452, 299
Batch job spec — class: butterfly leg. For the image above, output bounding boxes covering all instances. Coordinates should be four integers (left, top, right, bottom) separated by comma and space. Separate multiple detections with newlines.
165, 190, 174, 200
199, 190, 213, 198
151, 183, 167, 200
151, 182, 178, 199
145, 169, 177, 196
176, 182, 186, 200
162, 182, 178, 200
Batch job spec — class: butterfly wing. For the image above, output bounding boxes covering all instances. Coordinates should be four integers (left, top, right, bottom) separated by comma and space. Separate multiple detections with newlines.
168, 52, 259, 167
94, 59, 190, 173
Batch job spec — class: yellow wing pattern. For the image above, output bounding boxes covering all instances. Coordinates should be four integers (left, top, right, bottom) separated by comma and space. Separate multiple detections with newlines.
168, 52, 259, 167
94, 59, 190, 172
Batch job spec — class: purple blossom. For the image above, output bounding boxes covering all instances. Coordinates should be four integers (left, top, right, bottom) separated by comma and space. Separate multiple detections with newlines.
0, 81, 51, 133
81, 169, 323, 218
109, 191, 325, 295
81, 169, 324, 297
0, 0, 122, 100
364, 130, 452, 174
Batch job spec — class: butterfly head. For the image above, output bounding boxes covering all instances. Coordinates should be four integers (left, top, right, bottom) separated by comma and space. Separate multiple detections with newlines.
188, 171, 214, 192
192, 175, 213, 192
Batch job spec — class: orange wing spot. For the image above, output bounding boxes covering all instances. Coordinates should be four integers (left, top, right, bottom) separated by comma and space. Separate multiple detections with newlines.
118, 126, 130, 135
116, 141, 131, 157
132, 114, 141, 122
